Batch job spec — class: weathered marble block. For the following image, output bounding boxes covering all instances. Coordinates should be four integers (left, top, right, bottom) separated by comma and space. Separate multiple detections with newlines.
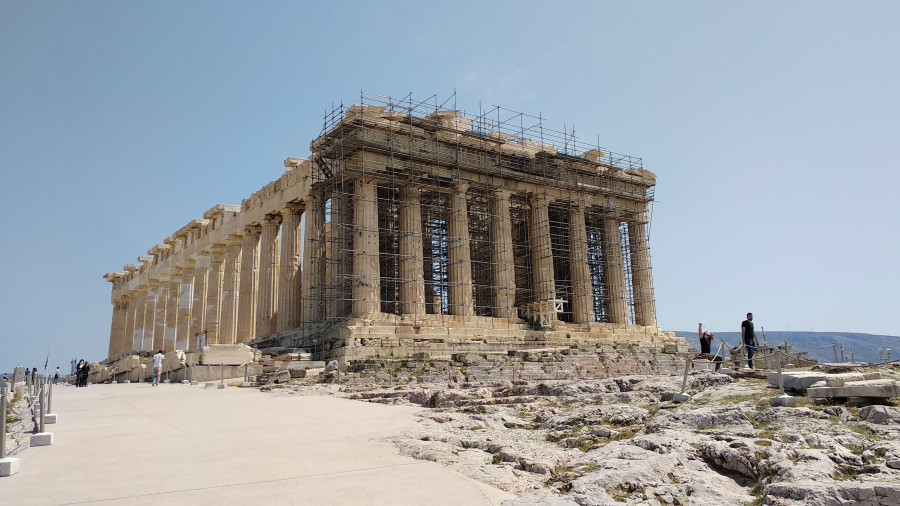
200, 344, 260, 366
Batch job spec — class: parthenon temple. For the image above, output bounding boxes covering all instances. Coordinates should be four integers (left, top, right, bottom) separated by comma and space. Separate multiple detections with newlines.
104, 92, 678, 362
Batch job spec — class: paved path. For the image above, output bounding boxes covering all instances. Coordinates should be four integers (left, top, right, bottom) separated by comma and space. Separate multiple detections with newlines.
2, 382, 514, 505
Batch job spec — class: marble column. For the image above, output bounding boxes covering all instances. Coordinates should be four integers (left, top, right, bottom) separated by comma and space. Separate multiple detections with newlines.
301, 192, 324, 325
569, 203, 594, 324
153, 277, 169, 352
220, 236, 243, 345
529, 194, 556, 303
398, 186, 425, 317
107, 298, 125, 359
142, 280, 159, 352
448, 183, 474, 317
278, 204, 303, 332
628, 217, 656, 327
163, 271, 181, 352
603, 218, 628, 325
327, 191, 351, 318
205, 245, 226, 345
122, 293, 136, 354
189, 253, 210, 351
491, 189, 517, 319
177, 265, 194, 351
257, 214, 282, 337
237, 225, 261, 343
133, 285, 149, 352
352, 177, 380, 315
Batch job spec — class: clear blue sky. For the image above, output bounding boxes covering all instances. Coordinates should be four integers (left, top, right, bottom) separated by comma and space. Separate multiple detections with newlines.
2, 1, 898, 374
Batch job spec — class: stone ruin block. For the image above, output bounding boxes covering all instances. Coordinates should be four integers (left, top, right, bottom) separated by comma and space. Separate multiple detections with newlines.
114, 355, 141, 373
200, 344, 260, 366
163, 350, 186, 373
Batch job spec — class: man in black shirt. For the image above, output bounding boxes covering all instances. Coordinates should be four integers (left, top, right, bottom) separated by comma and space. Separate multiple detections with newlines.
698, 322, 722, 371
741, 312, 760, 368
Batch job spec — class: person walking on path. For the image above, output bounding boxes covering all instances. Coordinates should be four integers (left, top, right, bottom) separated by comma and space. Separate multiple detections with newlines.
698, 323, 723, 371
152, 350, 165, 386
741, 312, 760, 368
54, 367, 60, 384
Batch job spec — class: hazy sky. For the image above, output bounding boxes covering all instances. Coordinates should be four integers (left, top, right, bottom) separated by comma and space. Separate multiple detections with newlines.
2, 1, 898, 374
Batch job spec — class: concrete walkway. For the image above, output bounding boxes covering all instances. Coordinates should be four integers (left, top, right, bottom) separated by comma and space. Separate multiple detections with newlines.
2, 382, 514, 505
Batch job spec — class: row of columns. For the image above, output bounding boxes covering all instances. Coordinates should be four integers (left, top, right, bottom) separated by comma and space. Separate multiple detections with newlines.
109, 201, 313, 356
108, 179, 655, 357
337, 180, 655, 327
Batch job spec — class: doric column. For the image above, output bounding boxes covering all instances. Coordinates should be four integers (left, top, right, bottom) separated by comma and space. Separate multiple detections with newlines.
529, 193, 556, 303
569, 203, 594, 324
448, 183, 474, 317
177, 265, 194, 351
163, 271, 181, 352
257, 214, 282, 337
398, 186, 425, 317
153, 276, 169, 352
205, 245, 226, 345
327, 191, 351, 318
352, 177, 380, 315
132, 285, 148, 352
142, 279, 159, 352
278, 204, 303, 332
603, 218, 628, 325
301, 191, 325, 326
107, 297, 125, 359
628, 217, 656, 327
122, 293, 136, 354
491, 189, 516, 319
220, 236, 243, 345
237, 225, 261, 343
189, 253, 210, 351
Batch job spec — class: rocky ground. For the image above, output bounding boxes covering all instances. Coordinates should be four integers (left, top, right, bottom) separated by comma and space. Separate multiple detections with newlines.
264, 359, 900, 506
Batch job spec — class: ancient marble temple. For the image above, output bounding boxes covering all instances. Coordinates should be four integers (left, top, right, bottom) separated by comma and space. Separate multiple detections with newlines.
105, 93, 676, 361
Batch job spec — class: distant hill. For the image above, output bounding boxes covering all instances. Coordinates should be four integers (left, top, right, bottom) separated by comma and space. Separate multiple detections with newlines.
672, 330, 900, 364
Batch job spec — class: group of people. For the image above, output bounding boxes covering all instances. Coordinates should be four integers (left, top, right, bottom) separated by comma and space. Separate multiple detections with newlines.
75, 359, 91, 387
697, 312, 761, 369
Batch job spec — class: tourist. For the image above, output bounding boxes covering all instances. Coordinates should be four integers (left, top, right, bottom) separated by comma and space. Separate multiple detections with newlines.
54, 367, 60, 384
152, 350, 165, 386
698, 323, 723, 371
741, 312, 759, 368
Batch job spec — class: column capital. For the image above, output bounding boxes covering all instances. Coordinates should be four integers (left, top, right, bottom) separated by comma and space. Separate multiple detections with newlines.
243, 223, 262, 237
456, 182, 470, 193
262, 213, 283, 226
491, 188, 513, 199
529, 192, 552, 206
282, 201, 304, 216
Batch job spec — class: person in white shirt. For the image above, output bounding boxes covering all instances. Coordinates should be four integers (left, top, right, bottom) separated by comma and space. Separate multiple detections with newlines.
152, 350, 165, 386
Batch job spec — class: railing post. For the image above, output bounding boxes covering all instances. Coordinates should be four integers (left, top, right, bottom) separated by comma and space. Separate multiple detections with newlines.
833, 343, 839, 363
38, 382, 45, 434
674, 355, 691, 403
771, 348, 796, 406
1, 393, 7, 458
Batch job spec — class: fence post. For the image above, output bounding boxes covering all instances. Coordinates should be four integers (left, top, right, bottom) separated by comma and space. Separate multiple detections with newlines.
0, 392, 21, 476
674, 356, 691, 403
771, 349, 796, 406
840, 346, 845, 363
833, 343, 839, 363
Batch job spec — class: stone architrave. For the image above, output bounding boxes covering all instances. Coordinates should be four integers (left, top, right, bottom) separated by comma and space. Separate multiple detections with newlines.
603, 218, 628, 325
163, 271, 181, 352
448, 183, 474, 317
278, 203, 303, 332
628, 217, 656, 327
237, 225, 261, 343
205, 245, 227, 345
491, 189, 516, 319
219, 236, 243, 345
300, 192, 324, 326
189, 253, 210, 351
177, 263, 194, 351
257, 214, 282, 337
569, 203, 594, 324
352, 177, 380, 316
529, 193, 556, 303
398, 186, 425, 317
